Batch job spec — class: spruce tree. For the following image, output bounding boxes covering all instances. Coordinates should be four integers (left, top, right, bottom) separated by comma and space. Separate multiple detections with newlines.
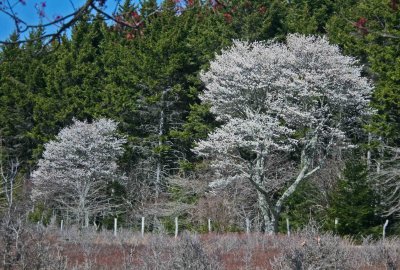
326, 159, 382, 237
327, 0, 400, 145
31, 15, 108, 158
0, 29, 51, 168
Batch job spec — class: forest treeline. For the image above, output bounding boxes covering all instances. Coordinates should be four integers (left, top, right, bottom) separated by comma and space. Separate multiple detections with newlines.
1, 0, 400, 237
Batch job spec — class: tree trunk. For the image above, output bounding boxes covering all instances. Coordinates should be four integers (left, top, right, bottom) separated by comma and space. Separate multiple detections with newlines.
85, 211, 89, 228
257, 190, 278, 234
155, 88, 167, 198
252, 152, 279, 234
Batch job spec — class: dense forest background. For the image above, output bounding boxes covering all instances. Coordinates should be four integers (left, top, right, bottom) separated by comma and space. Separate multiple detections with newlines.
1, 0, 400, 238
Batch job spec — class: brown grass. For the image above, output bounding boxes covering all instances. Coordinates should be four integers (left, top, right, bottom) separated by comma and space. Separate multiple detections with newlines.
2, 224, 400, 269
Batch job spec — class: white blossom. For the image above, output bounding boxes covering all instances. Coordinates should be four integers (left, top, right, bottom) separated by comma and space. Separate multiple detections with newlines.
195, 34, 373, 233
31, 118, 127, 226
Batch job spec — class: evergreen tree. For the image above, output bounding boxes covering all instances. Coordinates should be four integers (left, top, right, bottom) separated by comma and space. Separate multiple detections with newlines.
279, 180, 326, 233
31, 16, 108, 158
286, 0, 337, 34
0, 30, 51, 168
108, 1, 233, 195
326, 1, 400, 231
326, 0, 400, 145
326, 159, 382, 237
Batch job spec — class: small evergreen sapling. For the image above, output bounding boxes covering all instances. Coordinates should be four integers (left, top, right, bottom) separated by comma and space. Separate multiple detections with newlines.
326, 159, 382, 237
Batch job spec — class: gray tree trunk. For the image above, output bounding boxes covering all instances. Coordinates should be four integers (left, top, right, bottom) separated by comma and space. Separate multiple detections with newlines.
257, 190, 278, 234
155, 89, 168, 198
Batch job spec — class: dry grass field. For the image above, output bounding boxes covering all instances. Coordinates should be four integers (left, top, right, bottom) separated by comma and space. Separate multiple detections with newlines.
2, 224, 398, 270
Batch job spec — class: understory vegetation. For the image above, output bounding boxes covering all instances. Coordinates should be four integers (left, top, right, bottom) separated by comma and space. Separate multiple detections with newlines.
2, 221, 400, 270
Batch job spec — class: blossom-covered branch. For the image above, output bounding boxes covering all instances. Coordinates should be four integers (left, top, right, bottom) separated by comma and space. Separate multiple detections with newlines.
195, 34, 373, 233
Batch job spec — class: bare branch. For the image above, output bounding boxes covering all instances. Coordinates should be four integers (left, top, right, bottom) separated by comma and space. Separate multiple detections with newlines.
0, 0, 96, 45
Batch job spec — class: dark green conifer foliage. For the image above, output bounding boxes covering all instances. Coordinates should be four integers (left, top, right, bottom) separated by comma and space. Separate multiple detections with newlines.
206, 0, 289, 41
286, 2, 318, 34
0, 34, 29, 163
326, 159, 382, 237
286, 0, 336, 34
278, 180, 325, 233
0, 29, 50, 167
123, 1, 232, 168
327, 0, 400, 145
31, 16, 108, 158
0, 30, 52, 209
126, 2, 213, 189
140, 0, 158, 17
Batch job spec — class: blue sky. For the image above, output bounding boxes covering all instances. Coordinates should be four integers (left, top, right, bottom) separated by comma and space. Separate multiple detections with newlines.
0, 0, 141, 41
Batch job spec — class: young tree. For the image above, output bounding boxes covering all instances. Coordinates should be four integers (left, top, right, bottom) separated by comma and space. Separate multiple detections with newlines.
326, 158, 382, 237
195, 34, 372, 233
31, 118, 126, 227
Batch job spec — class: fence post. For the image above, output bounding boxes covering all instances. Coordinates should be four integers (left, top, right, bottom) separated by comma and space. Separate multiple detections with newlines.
286, 217, 290, 237
383, 219, 389, 240
141, 217, 145, 237
93, 221, 99, 230
208, 218, 212, 233
85, 212, 89, 228
174, 217, 178, 238
246, 218, 250, 234
114, 218, 117, 237
334, 218, 339, 233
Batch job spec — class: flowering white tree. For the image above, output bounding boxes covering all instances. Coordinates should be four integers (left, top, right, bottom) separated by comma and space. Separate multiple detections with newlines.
31, 118, 127, 227
195, 34, 373, 233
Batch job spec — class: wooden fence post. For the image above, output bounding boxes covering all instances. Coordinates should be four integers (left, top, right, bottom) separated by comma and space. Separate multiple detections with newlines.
383, 219, 389, 240
85, 212, 89, 228
141, 217, 145, 237
114, 218, 117, 237
334, 218, 339, 233
174, 217, 179, 238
